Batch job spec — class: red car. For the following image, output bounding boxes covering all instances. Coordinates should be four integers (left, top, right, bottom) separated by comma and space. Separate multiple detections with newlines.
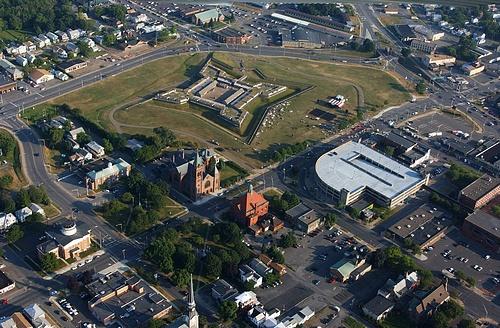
327, 277, 336, 284
1, 299, 8, 304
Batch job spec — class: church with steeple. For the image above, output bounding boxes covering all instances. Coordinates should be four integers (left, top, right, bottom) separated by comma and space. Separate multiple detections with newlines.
168, 274, 199, 328
166, 148, 220, 200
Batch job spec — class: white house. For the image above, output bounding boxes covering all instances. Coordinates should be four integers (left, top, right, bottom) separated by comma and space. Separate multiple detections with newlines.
23, 304, 52, 328
24, 41, 37, 52
30, 203, 45, 218
29, 69, 54, 85
27, 54, 36, 64
67, 29, 81, 40
0, 213, 17, 230
239, 264, 263, 288
15, 207, 32, 222
234, 291, 259, 309
32, 37, 45, 49
38, 35, 51, 47
55, 30, 69, 42
54, 70, 69, 81
53, 46, 68, 59
86, 141, 105, 157
280, 307, 315, 328
68, 127, 85, 140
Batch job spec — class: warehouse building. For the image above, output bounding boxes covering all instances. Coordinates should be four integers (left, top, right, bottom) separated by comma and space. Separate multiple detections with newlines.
280, 26, 352, 49
462, 210, 499, 253
315, 141, 428, 208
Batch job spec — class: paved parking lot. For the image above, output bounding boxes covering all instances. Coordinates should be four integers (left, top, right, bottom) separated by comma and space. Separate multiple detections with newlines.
420, 228, 499, 295
411, 111, 475, 140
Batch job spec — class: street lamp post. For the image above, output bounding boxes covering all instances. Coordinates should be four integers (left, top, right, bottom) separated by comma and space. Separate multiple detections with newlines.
122, 249, 126, 261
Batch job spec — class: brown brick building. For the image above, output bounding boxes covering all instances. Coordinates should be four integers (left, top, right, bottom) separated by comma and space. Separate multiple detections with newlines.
458, 174, 500, 210
462, 210, 499, 253
232, 185, 269, 227
37, 220, 91, 261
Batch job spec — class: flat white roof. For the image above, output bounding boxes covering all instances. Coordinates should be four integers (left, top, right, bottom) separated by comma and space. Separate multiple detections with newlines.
315, 141, 424, 200
271, 13, 310, 26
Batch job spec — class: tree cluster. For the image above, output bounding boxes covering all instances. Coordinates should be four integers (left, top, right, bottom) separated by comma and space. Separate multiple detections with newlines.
92, 4, 127, 22
269, 141, 308, 163
370, 246, 433, 289
446, 36, 478, 62
416, 80, 426, 95
133, 127, 177, 163
296, 4, 348, 22
267, 191, 300, 215
429, 300, 464, 328
40, 252, 59, 272
446, 163, 480, 189
0, 0, 82, 35
278, 231, 298, 248
264, 245, 285, 264
0, 185, 50, 214
350, 39, 375, 53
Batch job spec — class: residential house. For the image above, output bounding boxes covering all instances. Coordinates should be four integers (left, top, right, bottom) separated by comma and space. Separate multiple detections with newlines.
28, 69, 54, 84
68, 127, 85, 140
32, 37, 45, 49
363, 295, 395, 321
67, 29, 81, 40
26, 54, 36, 64
53, 46, 68, 59
0, 213, 17, 230
0, 59, 24, 80
233, 291, 259, 309
248, 258, 272, 278
37, 219, 91, 261
239, 264, 263, 288
85, 158, 131, 190
0, 317, 17, 328
15, 56, 28, 67
378, 272, 419, 299
408, 281, 450, 320
280, 306, 315, 328
23, 304, 52, 328
285, 203, 321, 233
55, 30, 69, 42
11, 312, 33, 328
24, 41, 37, 52
15, 207, 32, 222
38, 35, 51, 47
70, 148, 93, 164
247, 306, 281, 327
46, 32, 59, 43
211, 279, 238, 303
30, 203, 45, 217
86, 141, 105, 158
65, 42, 79, 54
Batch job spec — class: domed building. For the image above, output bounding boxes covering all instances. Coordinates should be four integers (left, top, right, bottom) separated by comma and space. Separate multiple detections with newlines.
37, 219, 91, 261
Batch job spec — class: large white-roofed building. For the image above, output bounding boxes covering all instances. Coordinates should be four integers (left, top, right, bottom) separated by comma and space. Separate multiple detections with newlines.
314, 141, 428, 208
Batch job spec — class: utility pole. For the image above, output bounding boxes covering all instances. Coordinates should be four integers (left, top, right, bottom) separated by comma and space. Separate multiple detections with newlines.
122, 249, 126, 261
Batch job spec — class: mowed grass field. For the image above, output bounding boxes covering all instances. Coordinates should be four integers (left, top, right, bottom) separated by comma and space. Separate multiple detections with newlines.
45, 52, 410, 169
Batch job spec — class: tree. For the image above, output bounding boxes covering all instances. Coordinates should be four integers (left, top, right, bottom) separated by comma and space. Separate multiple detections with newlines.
28, 186, 50, 205
121, 192, 134, 204
0, 175, 13, 189
324, 213, 336, 229
6, 224, 23, 244
440, 300, 464, 319
361, 39, 375, 53
26, 212, 45, 223
40, 253, 59, 272
213, 222, 241, 244
76, 40, 92, 57
265, 246, 285, 264
48, 128, 64, 147
431, 311, 449, 328
264, 272, 280, 285
279, 231, 297, 248
0, 193, 15, 213
76, 132, 91, 145
171, 269, 190, 288
401, 47, 411, 57
103, 33, 117, 46
102, 138, 113, 153
16, 189, 31, 208
457, 319, 475, 328
384, 146, 395, 157
416, 80, 426, 94
205, 253, 222, 277
148, 319, 165, 328
218, 300, 237, 321
418, 268, 433, 289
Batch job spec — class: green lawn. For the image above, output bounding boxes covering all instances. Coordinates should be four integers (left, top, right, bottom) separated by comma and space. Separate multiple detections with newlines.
42, 52, 409, 169
0, 30, 32, 42
344, 316, 366, 328
0, 129, 26, 190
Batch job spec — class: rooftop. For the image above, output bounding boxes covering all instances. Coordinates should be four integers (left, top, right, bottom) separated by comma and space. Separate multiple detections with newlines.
460, 174, 499, 202
0, 75, 16, 87
285, 203, 313, 219
45, 219, 90, 246
394, 25, 416, 39
0, 271, 14, 290
388, 204, 446, 240
363, 295, 394, 316
214, 27, 248, 38
57, 58, 86, 70
464, 210, 500, 239
315, 141, 425, 200
384, 131, 417, 151
330, 258, 357, 278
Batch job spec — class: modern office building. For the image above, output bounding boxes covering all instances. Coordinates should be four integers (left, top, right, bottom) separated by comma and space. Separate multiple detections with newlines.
462, 210, 499, 253
315, 141, 428, 208
459, 174, 499, 210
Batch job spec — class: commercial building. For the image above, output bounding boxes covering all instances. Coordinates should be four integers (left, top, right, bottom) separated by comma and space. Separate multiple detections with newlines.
462, 62, 485, 76
85, 141, 105, 158
211, 27, 251, 44
363, 295, 394, 321
315, 141, 428, 208
86, 271, 172, 325
394, 25, 417, 42
330, 258, 368, 282
0, 75, 16, 94
379, 131, 431, 168
462, 211, 499, 253
280, 26, 352, 49
285, 203, 321, 233
387, 205, 450, 249
280, 9, 354, 32
459, 174, 499, 210
192, 8, 224, 25
422, 54, 456, 67
410, 39, 437, 54
85, 158, 131, 190
28, 69, 54, 85
166, 149, 220, 200
58, 59, 87, 74
0, 271, 15, 294
37, 219, 91, 261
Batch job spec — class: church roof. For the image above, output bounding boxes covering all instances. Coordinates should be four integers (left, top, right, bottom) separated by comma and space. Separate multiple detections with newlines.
234, 186, 268, 216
